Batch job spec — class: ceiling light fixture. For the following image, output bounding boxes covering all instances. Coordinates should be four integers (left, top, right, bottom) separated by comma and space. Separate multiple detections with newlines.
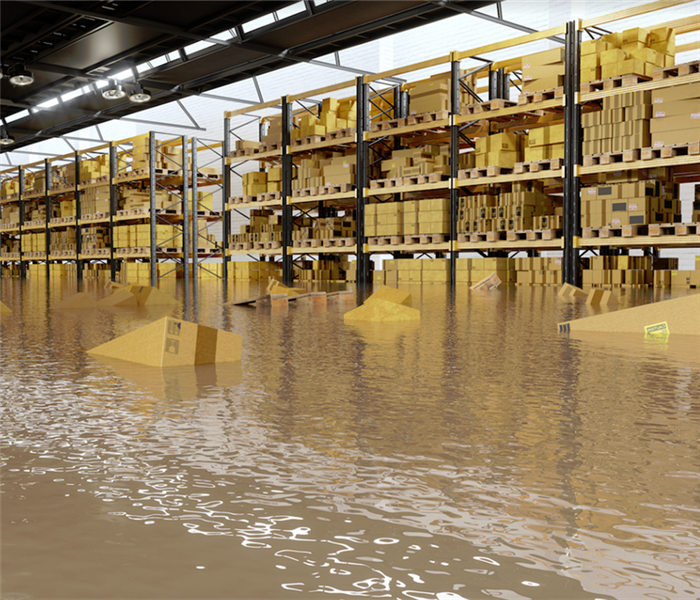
102, 80, 126, 100
8, 64, 34, 87
129, 82, 151, 103
0, 128, 15, 145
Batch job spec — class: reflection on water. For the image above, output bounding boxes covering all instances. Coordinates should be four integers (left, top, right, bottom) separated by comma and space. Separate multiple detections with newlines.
1, 278, 699, 600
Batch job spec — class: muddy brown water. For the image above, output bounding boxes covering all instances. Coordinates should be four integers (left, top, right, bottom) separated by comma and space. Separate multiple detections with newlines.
1, 279, 698, 600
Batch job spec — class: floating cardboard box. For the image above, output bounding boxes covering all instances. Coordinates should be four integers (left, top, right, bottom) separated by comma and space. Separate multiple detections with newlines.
344, 297, 420, 323
558, 283, 588, 298
87, 316, 242, 366
559, 293, 700, 335
125, 284, 178, 306
266, 277, 305, 297
470, 273, 502, 291
256, 293, 289, 310
53, 292, 97, 310
293, 292, 328, 308
600, 290, 619, 306
0, 301, 11, 315
585, 289, 606, 305
367, 285, 412, 306
96, 287, 138, 307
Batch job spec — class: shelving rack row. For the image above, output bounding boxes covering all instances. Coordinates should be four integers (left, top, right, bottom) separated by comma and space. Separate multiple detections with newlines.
222, 1, 700, 288
0, 132, 226, 286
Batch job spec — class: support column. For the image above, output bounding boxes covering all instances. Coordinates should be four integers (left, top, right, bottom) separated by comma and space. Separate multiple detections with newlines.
75, 151, 83, 284
563, 20, 582, 286
222, 118, 230, 285
450, 57, 461, 287
182, 135, 190, 290
45, 160, 51, 279
18, 167, 26, 279
109, 143, 117, 282
149, 133, 157, 286
281, 97, 293, 286
355, 76, 370, 288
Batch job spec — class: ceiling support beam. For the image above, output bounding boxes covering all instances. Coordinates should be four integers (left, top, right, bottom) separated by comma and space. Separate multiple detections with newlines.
432, 1, 566, 45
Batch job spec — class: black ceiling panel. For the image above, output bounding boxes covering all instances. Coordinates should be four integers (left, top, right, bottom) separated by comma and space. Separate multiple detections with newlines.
1, 0, 496, 152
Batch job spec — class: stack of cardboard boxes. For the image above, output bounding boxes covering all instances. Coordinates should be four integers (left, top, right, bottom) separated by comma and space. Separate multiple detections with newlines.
81, 226, 110, 252
581, 178, 679, 228
80, 185, 111, 216
581, 255, 679, 287
476, 132, 527, 168
297, 258, 350, 282
524, 124, 564, 161
458, 182, 558, 233
581, 27, 675, 84
121, 262, 177, 281
583, 91, 652, 155
229, 208, 282, 246
406, 70, 478, 115
515, 257, 563, 286
522, 47, 564, 94
650, 81, 700, 149
0, 205, 20, 227
365, 202, 403, 237
375, 257, 515, 285
230, 260, 281, 281
79, 155, 110, 181
49, 230, 77, 254
378, 145, 455, 180
128, 138, 182, 171
113, 224, 182, 249
369, 198, 452, 237
261, 97, 357, 145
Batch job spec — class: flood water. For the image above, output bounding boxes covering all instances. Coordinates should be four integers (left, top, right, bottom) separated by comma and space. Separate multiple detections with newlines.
1, 278, 699, 600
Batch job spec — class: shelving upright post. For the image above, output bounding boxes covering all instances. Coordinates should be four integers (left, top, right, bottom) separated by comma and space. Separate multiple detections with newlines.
43, 159, 51, 279
221, 122, 231, 284
74, 151, 83, 284
281, 96, 293, 286
355, 76, 370, 287
18, 167, 26, 279
109, 143, 118, 282
449, 55, 461, 286
563, 19, 582, 286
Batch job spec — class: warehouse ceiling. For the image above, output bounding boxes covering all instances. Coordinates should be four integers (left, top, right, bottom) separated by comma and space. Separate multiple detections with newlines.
0, 0, 497, 153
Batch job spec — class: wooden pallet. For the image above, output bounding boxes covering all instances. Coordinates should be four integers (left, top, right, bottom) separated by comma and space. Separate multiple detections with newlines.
228, 195, 256, 205
461, 99, 517, 116
230, 242, 253, 251
291, 183, 355, 197
369, 110, 449, 132
367, 236, 403, 246
652, 60, 700, 81
252, 241, 282, 250
582, 225, 648, 239
116, 208, 180, 217
401, 173, 448, 186
517, 87, 564, 105
82, 212, 110, 222
292, 238, 324, 248
24, 220, 45, 228
1, 253, 20, 260
0, 223, 19, 231
369, 177, 402, 189
582, 149, 640, 166
513, 158, 563, 174
229, 143, 281, 158
49, 216, 76, 225
290, 127, 357, 146
648, 222, 699, 236
115, 168, 148, 180
83, 248, 111, 256
460, 166, 513, 179
322, 237, 355, 247
402, 234, 447, 245
81, 176, 109, 185
580, 74, 651, 94
23, 252, 46, 258
256, 191, 282, 202
526, 228, 562, 241
641, 142, 700, 160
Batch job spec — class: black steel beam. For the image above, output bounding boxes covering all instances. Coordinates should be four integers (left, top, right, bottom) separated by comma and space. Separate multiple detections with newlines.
355, 76, 370, 290
449, 59, 460, 287
563, 21, 581, 286
281, 97, 293, 286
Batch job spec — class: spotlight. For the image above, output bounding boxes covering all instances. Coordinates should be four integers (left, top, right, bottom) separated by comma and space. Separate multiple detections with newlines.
0, 128, 15, 145
102, 80, 126, 100
129, 82, 151, 103
8, 64, 34, 87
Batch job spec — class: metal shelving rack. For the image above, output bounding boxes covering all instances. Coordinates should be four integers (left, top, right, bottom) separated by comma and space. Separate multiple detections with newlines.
220, 4, 700, 289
